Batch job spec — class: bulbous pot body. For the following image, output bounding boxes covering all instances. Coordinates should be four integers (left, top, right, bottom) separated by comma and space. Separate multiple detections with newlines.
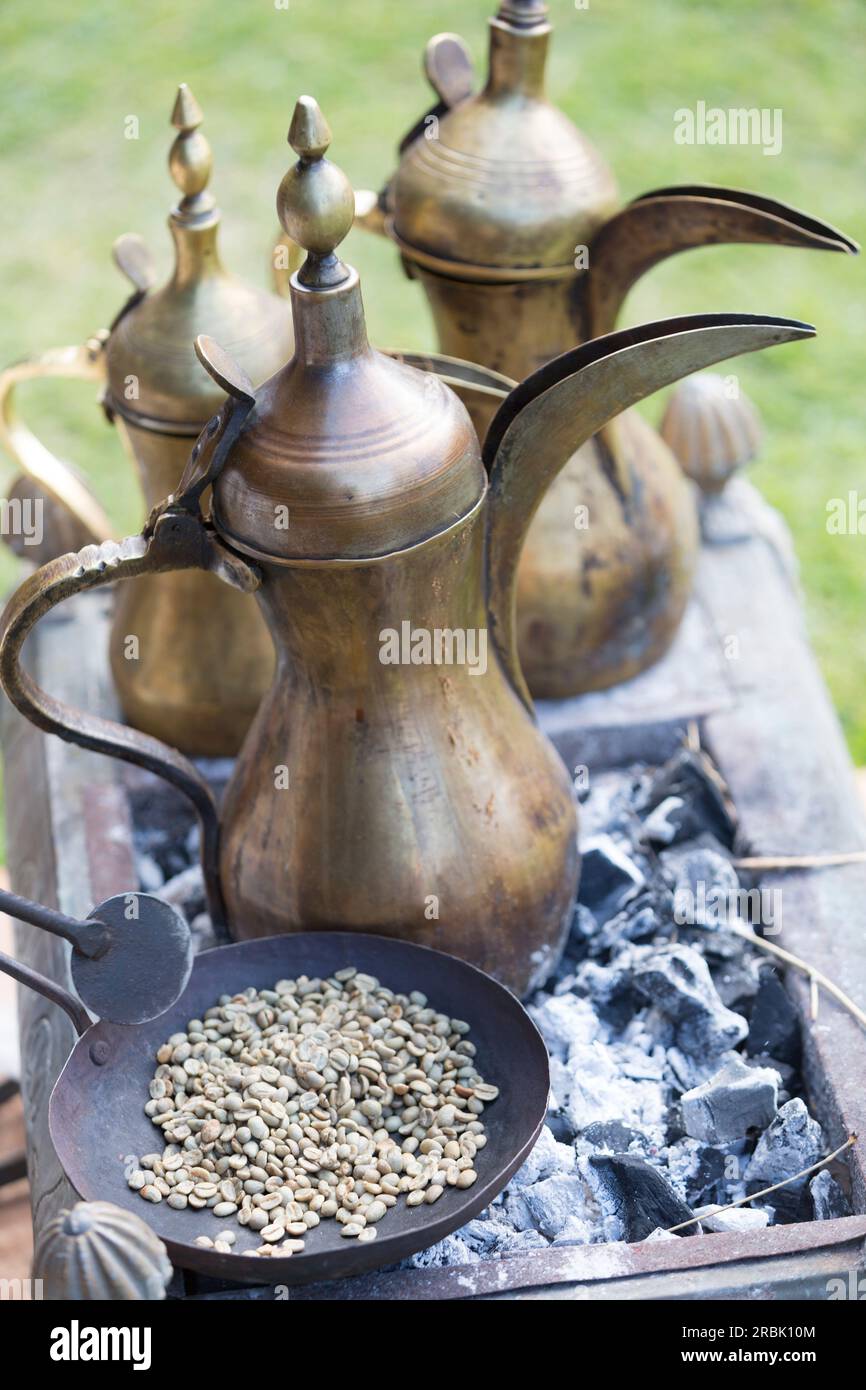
515, 411, 698, 696
220, 510, 579, 997
416, 269, 699, 695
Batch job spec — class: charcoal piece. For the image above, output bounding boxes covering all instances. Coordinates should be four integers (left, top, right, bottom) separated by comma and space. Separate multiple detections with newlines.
744, 1054, 798, 1095
681, 1054, 779, 1144
590, 895, 673, 958
809, 1169, 852, 1221
661, 840, 740, 929
577, 833, 645, 923
746, 970, 801, 1067
709, 950, 762, 1013
589, 1154, 698, 1241
745, 1099, 825, 1221
634, 945, 748, 1055
523, 1174, 593, 1240
528, 993, 599, 1060
642, 796, 685, 846
580, 1120, 649, 1153
637, 746, 736, 847
499, 1230, 550, 1255
546, 1109, 576, 1144
685, 1146, 728, 1207
694, 1204, 769, 1233
509, 1125, 575, 1188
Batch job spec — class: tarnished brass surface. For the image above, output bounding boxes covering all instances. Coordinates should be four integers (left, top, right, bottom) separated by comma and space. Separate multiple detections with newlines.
358, 0, 857, 697
0, 85, 293, 756
0, 99, 816, 997
0, 337, 113, 555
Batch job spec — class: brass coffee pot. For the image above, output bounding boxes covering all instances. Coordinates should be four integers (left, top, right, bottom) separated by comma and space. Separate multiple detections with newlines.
0, 98, 815, 996
353, 0, 856, 697
0, 85, 294, 755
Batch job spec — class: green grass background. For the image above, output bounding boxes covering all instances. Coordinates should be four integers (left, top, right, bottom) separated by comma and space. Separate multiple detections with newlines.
0, 0, 864, 763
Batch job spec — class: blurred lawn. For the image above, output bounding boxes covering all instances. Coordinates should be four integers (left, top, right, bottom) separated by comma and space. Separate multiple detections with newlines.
0, 0, 864, 773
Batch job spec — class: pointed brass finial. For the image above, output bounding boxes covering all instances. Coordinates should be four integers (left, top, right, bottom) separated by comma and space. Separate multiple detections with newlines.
277, 96, 355, 289
168, 83, 216, 222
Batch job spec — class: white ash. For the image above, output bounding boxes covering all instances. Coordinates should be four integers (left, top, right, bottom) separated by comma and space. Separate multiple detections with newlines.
125, 751, 842, 1271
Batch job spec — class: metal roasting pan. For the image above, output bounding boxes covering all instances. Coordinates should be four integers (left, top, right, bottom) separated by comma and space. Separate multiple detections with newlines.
48, 931, 550, 1285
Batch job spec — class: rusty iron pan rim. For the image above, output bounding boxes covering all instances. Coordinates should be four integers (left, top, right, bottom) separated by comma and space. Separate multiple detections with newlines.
47, 930, 550, 1286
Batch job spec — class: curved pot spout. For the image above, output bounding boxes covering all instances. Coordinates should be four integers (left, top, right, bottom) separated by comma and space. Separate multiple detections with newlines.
484, 313, 815, 710
585, 187, 857, 339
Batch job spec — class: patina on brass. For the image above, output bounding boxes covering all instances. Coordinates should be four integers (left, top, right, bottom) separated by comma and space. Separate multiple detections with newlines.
353, 0, 857, 697
0, 98, 816, 997
0, 85, 294, 755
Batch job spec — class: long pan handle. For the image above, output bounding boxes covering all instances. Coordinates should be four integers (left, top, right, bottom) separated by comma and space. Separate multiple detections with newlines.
0, 948, 91, 1038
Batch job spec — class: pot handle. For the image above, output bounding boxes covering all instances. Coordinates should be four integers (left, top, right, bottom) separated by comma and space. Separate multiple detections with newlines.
0, 336, 115, 552
0, 382, 261, 936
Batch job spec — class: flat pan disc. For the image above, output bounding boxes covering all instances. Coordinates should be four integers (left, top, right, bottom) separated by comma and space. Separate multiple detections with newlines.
70, 893, 194, 1026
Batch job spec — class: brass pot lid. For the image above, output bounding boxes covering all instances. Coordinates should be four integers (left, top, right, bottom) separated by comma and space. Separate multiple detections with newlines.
211, 98, 485, 564
389, 1, 618, 280
104, 85, 294, 434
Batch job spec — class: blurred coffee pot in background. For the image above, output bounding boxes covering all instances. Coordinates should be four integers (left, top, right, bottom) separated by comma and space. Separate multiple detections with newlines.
0, 85, 295, 755
348, 0, 856, 698
0, 99, 815, 996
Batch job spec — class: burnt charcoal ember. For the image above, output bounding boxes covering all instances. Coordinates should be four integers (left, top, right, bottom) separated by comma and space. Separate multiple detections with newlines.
577, 768, 648, 839
407, 1233, 479, 1268
137, 853, 165, 893
684, 1146, 728, 1208
579, 1120, 651, 1154
561, 1037, 667, 1137
523, 1174, 595, 1240
681, 1054, 779, 1143
577, 833, 646, 923
509, 1125, 575, 1188
744, 1054, 798, 1101
160, 864, 207, 920
189, 912, 218, 952
637, 746, 737, 848
634, 944, 748, 1055
528, 993, 599, 1060
746, 969, 802, 1068
546, 1108, 576, 1144
571, 957, 643, 1031
459, 1217, 519, 1255
588, 889, 674, 958
553, 903, 597, 973
660, 839, 740, 928
809, 1169, 852, 1221
588, 1154, 698, 1241
745, 1099, 825, 1220
498, 1230, 550, 1255
709, 948, 762, 1013
641, 796, 685, 846
694, 1204, 769, 1233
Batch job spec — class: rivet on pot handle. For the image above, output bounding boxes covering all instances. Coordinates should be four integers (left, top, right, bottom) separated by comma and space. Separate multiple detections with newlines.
0, 336, 114, 552
0, 371, 261, 936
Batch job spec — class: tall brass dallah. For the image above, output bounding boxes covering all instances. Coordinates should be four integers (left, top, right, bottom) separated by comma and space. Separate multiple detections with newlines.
0, 86, 294, 755
0, 98, 815, 996
354, 0, 856, 697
